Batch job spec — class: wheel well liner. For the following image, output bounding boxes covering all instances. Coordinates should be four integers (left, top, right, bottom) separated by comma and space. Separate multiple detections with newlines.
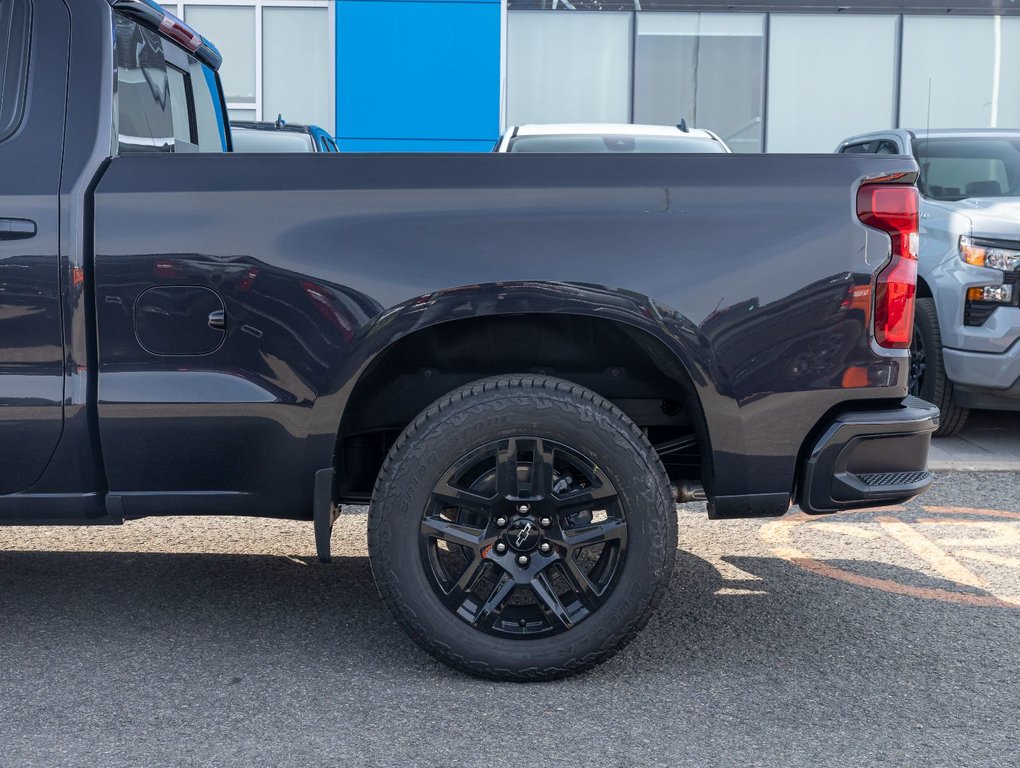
334, 313, 711, 501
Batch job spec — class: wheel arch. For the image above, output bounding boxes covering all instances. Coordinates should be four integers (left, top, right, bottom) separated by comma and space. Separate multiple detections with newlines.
315, 283, 716, 503
916, 274, 934, 300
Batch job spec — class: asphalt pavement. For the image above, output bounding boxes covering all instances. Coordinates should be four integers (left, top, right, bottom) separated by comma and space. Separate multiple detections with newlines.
0, 431, 1018, 766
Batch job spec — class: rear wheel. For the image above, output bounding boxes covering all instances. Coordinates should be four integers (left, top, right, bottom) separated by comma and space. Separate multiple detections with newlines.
368, 376, 677, 681
910, 297, 968, 437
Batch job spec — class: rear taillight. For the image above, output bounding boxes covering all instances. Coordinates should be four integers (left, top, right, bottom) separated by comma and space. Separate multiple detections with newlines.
856, 184, 919, 349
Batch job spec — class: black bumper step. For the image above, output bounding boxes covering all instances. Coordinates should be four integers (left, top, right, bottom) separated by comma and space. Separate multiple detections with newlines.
799, 397, 939, 514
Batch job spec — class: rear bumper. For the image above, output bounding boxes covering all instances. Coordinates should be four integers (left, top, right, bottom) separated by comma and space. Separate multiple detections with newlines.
798, 396, 939, 515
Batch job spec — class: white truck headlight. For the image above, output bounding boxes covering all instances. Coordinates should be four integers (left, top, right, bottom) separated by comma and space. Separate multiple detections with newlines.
960, 235, 1020, 272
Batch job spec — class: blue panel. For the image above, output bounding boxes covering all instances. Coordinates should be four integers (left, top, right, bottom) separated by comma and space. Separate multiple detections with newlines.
336, 0, 501, 148
337, 138, 496, 152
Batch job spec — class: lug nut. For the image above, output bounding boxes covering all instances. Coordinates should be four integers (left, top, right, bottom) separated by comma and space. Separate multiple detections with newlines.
539, 516, 552, 528
494, 542, 507, 555
539, 541, 552, 554
494, 516, 508, 528
517, 504, 530, 514
516, 554, 530, 567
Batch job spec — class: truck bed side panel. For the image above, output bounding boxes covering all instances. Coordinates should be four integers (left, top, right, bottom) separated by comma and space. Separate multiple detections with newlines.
92, 152, 916, 517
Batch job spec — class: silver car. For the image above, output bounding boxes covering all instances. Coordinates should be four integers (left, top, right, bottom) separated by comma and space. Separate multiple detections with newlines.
836, 129, 1020, 435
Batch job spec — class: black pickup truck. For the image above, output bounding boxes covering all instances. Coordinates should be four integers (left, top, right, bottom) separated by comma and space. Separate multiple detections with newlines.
0, 0, 938, 680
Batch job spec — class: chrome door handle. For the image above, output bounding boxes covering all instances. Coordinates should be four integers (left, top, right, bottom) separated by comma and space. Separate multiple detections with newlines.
0, 218, 36, 240
208, 309, 226, 330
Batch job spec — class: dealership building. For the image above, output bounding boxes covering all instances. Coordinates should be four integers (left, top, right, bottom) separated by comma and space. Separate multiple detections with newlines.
159, 1, 1020, 153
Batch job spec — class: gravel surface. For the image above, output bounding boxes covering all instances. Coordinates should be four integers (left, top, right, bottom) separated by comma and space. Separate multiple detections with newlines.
0, 472, 1017, 767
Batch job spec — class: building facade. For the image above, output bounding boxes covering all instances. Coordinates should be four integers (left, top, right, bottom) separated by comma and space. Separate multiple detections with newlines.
161, 0, 1020, 152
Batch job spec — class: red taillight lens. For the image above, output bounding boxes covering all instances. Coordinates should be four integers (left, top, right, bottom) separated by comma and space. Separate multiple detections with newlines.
857, 184, 919, 349
159, 15, 203, 53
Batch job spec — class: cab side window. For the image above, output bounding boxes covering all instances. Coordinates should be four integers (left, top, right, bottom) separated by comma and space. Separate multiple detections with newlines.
114, 14, 227, 154
190, 60, 228, 152
114, 14, 174, 153
0, 0, 31, 143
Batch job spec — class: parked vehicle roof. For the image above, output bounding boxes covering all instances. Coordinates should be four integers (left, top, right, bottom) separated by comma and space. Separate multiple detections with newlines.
511, 123, 719, 139
497, 123, 730, 153
230, 120, 338, 153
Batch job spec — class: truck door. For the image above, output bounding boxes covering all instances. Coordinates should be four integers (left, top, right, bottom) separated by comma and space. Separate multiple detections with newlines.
0, 0, 69, 494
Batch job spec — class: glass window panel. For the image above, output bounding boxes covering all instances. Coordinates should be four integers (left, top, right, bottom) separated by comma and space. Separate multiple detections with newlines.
159, 3, 179, 17
190, 59, 228, 152
506, 12, 631, 125
767, 15, 897, 153
901, 16, 1020, 130
114, 15, 174, 153
167, 65, 192, 145
228, 108, 257, 122
508, 134, 726, 153
634, 13, 764, 153
262, 7, 331, 131
185, 5, 255, 104
0, 0, 31, 143
914, 137, 1020, 200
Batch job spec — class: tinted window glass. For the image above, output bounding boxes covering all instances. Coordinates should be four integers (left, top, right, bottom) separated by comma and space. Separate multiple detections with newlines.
914, 138, 1020, 200
0, 0, 31, 142
114, 14, 174, 153
508, 135, 726, 153
166, 65, 193, 146
190, 59, 227, 152
841, 140, 901, 155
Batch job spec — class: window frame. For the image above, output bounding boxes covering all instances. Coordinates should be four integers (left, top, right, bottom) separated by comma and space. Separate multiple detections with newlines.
0, 0, 32, 143
165, 61, 199, 152
113, 12, 230, 154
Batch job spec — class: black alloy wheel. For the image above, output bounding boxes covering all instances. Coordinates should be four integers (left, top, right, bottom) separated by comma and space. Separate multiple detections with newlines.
420, 436, 627, 638
368, 375, 677, 681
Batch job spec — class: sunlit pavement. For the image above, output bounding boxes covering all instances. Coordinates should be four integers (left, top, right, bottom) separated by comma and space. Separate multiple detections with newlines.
0, 470, 1017, 767
930, 409, 1020, 470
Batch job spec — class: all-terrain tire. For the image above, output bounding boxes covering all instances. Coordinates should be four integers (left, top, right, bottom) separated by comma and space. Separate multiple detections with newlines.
367, 375, 677, 681
912, 297, 968, 437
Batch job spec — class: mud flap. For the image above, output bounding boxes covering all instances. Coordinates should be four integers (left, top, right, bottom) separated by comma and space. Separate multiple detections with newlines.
313, 468, 339, 563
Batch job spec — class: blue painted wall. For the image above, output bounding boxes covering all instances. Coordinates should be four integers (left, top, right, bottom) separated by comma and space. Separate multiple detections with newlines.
336, 0, 502, 152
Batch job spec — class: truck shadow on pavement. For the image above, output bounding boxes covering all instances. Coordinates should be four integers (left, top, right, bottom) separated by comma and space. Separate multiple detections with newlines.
0, 545, 1014, 682
1, 542, 1017, 768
